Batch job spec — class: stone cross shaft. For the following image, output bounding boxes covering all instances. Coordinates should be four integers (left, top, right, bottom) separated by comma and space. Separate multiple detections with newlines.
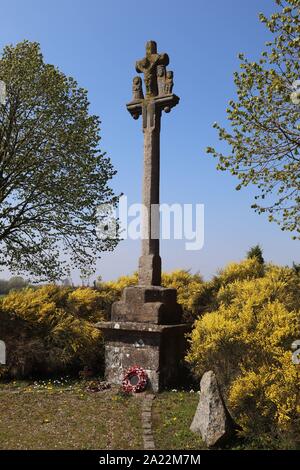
127, 41, 179, 286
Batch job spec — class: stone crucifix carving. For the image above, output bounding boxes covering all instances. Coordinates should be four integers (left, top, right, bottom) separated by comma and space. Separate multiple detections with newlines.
127, 41, 179, 286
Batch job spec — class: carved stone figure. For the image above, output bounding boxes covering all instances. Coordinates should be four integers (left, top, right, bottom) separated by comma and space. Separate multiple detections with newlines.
157, 65, 166, 96
136, 40, 169, 97
165, 71, 174, 95
132, 76, 144, 101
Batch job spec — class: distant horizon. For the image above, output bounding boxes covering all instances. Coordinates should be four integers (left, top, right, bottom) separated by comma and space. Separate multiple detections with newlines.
0, 247, 298, 285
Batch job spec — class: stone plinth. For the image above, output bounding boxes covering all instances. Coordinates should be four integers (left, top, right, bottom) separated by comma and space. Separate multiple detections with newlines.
111, 285, 182, 324
96, 321, 190, 392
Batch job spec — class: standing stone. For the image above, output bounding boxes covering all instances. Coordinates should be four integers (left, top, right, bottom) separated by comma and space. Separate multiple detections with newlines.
96, 41, 189, 392
190, 371, 235, 447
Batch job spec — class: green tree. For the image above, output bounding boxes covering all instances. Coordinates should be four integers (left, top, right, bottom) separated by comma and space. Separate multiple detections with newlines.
207, 0, 300, 238
246, 244, 265, 264
0, 276, 28, 294
0, 41, 118, 281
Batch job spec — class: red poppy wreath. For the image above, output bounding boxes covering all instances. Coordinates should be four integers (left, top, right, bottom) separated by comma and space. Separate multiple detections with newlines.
122, 365, 148, 393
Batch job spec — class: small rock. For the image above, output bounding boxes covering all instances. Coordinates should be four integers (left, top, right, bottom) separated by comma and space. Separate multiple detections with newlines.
190, 370, 235, 447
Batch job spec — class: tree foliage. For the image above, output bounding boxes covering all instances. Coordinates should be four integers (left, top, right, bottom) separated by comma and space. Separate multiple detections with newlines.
0, 41, 118, 281
207, 0, 300, 237
0, 275, 28, 295
246, 244, 265, 264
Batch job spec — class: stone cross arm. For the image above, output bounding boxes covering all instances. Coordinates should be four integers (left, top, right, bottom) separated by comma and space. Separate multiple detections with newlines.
127, 93, 179, 121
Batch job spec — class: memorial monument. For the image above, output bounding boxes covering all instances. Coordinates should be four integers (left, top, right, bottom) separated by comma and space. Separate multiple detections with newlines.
97, 41, 189, 391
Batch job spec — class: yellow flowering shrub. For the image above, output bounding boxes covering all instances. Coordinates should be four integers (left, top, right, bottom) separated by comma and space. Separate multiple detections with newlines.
162, 270, 203, 321
103, 273, 138, 292
186, 259, 265, 317
67, 287, 107, 321
186, 261, 300, 445
217, 258, 265, 285
0, 285, 103, 377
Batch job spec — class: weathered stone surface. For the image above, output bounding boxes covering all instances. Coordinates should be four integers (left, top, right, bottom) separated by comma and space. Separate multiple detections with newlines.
126, 41, 179, 287
164, 70, 174, 94
143, 439, 155, 450
142, 422, 152, 429
136, 40, 169, 98
123, 285, 177, 304
96, 321, 190, 392
132, 76, 144, 101
190, 371, 235, 447
111, 285, 182, 324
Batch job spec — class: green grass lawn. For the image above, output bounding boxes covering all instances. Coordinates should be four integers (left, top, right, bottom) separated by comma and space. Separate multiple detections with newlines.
152, 391, 205, 450
0, 381, 205, 450
0, 380, 143, 449
0, 380, 297, 450
5, 381, 276, 450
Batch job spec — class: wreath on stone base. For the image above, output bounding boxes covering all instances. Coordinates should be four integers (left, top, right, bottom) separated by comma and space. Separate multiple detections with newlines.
122, 365, 148, 393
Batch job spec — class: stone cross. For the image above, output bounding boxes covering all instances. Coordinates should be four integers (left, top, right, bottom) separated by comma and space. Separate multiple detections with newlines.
127, 41, 179, 286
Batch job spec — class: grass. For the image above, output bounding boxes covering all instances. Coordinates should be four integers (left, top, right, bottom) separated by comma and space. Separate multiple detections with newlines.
0, 380, 143, 449
2, 381, 294, 450
0, 382, 205, 450
152, 391, 205, 450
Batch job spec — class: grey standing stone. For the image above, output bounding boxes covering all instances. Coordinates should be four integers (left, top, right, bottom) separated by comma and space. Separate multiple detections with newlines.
190, 371, 235, 447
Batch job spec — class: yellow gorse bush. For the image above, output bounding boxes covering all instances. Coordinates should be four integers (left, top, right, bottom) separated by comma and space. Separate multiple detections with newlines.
217, 258, 265, 285
68, 287, 109, 321
0, 285, 103, 376
162, 270, 203, 320
186, 259, 300, 442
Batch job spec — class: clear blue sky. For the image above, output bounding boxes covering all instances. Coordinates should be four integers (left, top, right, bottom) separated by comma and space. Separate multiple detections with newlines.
1, 0, 298, 281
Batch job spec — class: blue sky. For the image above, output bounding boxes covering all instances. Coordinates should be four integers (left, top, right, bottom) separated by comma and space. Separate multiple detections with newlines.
0, 0, 298, 282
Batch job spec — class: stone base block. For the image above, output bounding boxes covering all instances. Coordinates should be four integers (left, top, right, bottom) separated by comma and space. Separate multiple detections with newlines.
96, 321, 190, 392
111, 285, 182, 324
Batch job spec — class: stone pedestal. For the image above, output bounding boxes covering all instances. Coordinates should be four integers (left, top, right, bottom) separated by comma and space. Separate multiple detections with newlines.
96, 285, 190, 392
96, 320, 190, 392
